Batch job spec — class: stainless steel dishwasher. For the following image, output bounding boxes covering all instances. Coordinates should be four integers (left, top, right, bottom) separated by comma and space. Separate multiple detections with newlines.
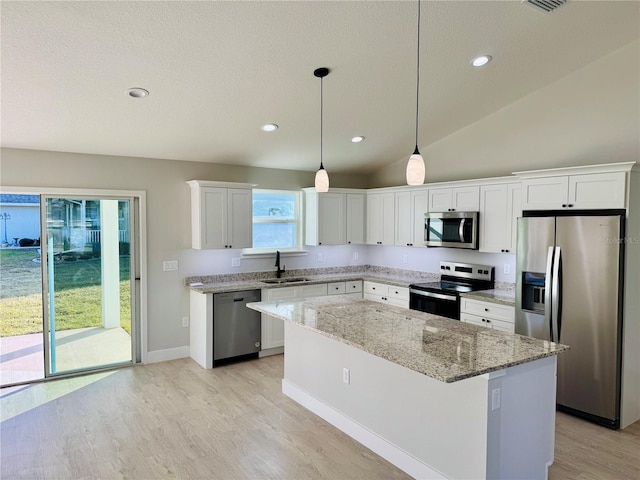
213, 289, 261, 367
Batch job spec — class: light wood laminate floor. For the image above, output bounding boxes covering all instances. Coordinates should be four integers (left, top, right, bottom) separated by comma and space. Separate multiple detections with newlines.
1, 355, 639, 479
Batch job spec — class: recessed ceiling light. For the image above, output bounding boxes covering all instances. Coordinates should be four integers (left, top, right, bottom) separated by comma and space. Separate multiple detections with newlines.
261, 123, 279, 132
351, 136, 365, 143
471, 55, 492, 67
127, 87, 149, 98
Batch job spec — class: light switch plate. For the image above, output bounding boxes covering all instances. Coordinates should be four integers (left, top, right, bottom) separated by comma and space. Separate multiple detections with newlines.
163, 260, 178, 271
231, 257, 241, 267
343, 367, 350, 385
504, 264, 511, 275
491, 388, 501, 411
317, 253, 323, 263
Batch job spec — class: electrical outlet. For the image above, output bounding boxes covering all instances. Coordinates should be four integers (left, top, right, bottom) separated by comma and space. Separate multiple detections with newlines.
231, 257, 241, 267
504, 264, 511, 275
353, 252, 359, 261
317, 253, 323, 263
181, 317, 189, 328
343, 367, 350, 385
402, 254, 408, 264
491, 388, 501, 411
163, 260, 178, 272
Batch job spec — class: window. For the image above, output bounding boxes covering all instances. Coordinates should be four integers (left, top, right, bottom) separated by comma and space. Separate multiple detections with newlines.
249, 189, 303, 253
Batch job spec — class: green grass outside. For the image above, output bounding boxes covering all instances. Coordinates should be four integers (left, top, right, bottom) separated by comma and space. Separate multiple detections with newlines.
0, 249, 131, 337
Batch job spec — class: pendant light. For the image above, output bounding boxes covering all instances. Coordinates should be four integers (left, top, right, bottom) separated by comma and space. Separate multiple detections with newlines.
406, 0, 426, 186
314, 67, 330, 193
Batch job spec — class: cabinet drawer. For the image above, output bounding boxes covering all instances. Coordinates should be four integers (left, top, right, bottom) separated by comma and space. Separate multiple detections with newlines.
460, 312, 488, 328
364, 292, 384, 303
364, 281, 388, 296
267, 286, 299, 300
387, 286, 409, 301
460, 298, 514, 323
327, 282, 347, 295
345, 280, 363, 293
386, 297, 409, 309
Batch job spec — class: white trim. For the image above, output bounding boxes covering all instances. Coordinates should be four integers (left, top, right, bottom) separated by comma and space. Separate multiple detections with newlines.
513, 161, 636, 178
0, 185, 149, 366
145, 346, 190, 364
282, 379, 446, 480
186, 180, 256, 189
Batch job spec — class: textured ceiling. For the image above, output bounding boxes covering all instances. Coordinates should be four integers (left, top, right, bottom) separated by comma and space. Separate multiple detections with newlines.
1, 1, 639, 174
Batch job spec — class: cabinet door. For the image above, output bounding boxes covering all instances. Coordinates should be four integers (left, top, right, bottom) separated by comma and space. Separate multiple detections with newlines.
451, 186, 480, 211
201, 187, 227, 249
300, 283, 328, 298
412, 190, 428, 247
381, 193, 396, 245
479, 184, 508, 253
318, 193, 346, 245
568, 172, 626, 209
366, 194, 383, 245
227, 188, 253, 249
506, 183, 522, 253
522, 176, 569, 210
262, 286, 299, 350
346, 193, 365, 244
428, 188, 452, 213
395, 191, 412, 246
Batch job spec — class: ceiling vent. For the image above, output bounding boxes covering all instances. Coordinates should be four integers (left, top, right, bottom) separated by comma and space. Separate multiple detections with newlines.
523, 0, 567, 13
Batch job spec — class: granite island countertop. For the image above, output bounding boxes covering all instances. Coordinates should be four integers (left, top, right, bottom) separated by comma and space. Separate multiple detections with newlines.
247, 295, 567, 383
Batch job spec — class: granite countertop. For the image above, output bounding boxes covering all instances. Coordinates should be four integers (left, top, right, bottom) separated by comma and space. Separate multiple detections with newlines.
186, 267, 439, 294
247, 295, 567, 383
460, 289, 516, 307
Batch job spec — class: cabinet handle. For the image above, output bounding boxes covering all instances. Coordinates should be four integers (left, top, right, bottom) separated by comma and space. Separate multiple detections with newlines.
484, 308, 489, 312
562, 204, 567, 208
505, 249, 509, 253
568, 204, 574, 208
501, 249, 504, 252
486, 319, 491, 323
319, 242, 322, 245
348, 241, 351, 244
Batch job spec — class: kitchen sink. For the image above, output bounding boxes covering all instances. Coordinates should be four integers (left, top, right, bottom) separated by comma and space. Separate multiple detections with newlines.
261, 277, 309, 284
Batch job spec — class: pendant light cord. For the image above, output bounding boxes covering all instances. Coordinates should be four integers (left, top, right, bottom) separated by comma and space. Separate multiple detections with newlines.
320, 75, 324, 169
415, 0, 421, 149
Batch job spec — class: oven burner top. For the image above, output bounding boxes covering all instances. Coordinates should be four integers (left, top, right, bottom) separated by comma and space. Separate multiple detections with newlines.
410, 281, 489, 294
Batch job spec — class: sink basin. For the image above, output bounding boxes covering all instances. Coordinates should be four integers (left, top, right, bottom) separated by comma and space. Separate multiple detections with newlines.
261, 277, 309, 284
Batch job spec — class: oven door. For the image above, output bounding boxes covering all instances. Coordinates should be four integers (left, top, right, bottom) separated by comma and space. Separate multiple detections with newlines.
410, 289, 460, 320
425, 212, 478, 249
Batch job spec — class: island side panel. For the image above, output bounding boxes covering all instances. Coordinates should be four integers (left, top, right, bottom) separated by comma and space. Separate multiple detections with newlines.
189, 291, 213, 368
283, 322, 492, 479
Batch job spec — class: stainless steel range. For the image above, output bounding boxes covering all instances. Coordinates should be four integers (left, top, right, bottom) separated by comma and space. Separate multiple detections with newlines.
410, 262, 495, 319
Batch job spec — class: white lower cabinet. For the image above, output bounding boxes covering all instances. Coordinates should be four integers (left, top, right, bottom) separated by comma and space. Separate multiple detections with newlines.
460, 298, 515, 333
363, 281, 409, 309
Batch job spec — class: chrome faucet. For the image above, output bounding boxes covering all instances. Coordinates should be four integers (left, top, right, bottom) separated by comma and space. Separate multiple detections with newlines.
275, 250, 285, 278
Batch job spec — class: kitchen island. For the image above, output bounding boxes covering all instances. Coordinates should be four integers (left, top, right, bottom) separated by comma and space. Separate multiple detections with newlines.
248, 296, 568, 480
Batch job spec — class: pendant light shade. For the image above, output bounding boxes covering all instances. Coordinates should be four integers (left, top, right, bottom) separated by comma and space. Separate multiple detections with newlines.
406, 0, 426, 186
406, 147, 425, 185
314, 67, 330, 193
315, 166, 329, 193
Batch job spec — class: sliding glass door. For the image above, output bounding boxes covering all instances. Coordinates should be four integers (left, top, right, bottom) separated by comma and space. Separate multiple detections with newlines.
42, 196, 135, 376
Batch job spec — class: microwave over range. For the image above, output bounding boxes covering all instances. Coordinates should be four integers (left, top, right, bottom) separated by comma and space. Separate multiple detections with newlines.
424, 211, 479, 249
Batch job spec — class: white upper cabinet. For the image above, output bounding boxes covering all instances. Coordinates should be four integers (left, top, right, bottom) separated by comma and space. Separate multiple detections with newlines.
188, 181, 253, 250
395, 189, 428, 247
346, 193, 366, 245
304, 189, 365, 246
367, 191, 395, 245
520, 171, 627, 211
479, 183, 522, 253
428, 186, 480, 212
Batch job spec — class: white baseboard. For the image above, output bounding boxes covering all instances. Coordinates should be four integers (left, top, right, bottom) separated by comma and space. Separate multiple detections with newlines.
145, 346, 190, 364
282, 379, 445, 480
259, 346, 284, 358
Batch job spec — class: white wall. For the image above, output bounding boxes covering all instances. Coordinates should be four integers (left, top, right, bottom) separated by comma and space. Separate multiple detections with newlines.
371, 40, 640, 187
366, 245, 516, 284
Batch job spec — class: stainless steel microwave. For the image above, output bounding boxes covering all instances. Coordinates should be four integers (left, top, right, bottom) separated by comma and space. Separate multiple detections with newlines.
424, 211, 479, 249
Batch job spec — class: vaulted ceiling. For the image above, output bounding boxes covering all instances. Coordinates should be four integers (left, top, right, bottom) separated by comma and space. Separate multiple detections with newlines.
1, 1, 638, 174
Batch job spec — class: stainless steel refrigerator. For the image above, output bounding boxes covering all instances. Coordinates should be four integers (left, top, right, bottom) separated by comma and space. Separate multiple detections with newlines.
516, 210, 625, 429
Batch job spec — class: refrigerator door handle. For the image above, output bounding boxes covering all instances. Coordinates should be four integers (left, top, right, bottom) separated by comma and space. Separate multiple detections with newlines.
545, 246, 554, 341
551, 246, 562, 343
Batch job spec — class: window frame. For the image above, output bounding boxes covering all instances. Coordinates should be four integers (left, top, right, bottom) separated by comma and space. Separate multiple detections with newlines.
242, 188, 306, 256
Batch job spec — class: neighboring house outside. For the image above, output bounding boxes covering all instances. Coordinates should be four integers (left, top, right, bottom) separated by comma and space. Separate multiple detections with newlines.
0, 194, 40, 245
